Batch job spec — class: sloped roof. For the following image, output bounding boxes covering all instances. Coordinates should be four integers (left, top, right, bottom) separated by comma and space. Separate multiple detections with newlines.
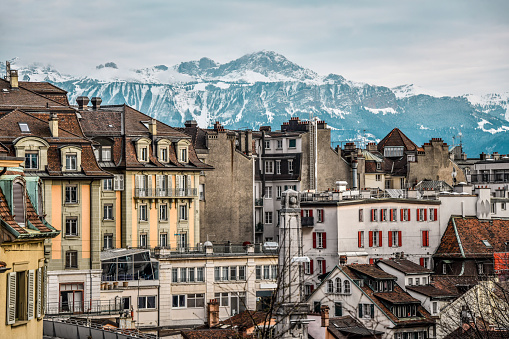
181, 329, 239, 339
327, 316, 384, 338
219, 310, 271, 330
406, 285, 458, 298
348, 264, 396, 280
377, 128, 417, 152
434, 216, 509, 258
378, 259, 434, 275
0, 79, 68, 109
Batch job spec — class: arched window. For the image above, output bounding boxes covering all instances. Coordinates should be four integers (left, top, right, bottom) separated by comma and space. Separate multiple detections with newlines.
335, 277, 342, 293
327, 280, 334, 293
343, 280, 351, 294
13, 180, 26, 227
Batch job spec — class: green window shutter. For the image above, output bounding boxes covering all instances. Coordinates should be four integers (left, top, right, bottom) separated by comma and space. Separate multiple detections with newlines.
6, 272, 16, 325
370, 304, 375, 318
358, 304, 363, 318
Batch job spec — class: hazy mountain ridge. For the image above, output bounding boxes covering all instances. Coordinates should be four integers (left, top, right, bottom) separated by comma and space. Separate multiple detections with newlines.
3, 52, 509, 155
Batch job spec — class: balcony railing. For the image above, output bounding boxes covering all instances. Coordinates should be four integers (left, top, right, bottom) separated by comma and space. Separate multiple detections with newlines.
301, 216, 314, 227
134, 188, 198, 198
470, 174, 509, 184
45, 299, 122, 317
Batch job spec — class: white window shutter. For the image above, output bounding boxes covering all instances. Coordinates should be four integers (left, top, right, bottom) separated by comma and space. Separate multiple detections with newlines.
42, 267, 46, 316
36, 268, 42, 318
176, 175, 181, 196
168, 175, 173, 190
156, 175, 161, 189
114, 175, 119, 190
135, 174, 141, 189
27, 270, 35, 320
187, 175, 192, 189
6, 272, 16, 325
119, 175, 124, 190
147, 175, 153, 195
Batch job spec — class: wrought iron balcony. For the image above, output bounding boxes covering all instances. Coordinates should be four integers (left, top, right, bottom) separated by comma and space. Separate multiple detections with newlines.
301, 216, 314, 227
134, 188, 198, 198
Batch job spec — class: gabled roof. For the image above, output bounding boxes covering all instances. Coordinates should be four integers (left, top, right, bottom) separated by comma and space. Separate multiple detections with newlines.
434, 216, 509, 259
348, 264, 396, 280
378, 259, 434, 275
327, 316, 384, 338
406, 285, 458, 298
377, 128, 417, 153
0, 79, 68, 110
219, 310, 271, 331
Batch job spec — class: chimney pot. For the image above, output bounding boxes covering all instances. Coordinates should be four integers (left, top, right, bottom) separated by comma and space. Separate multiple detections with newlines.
76, 96, 90, 110
49, 113, 58, 138
91, 97, 102, 110
9, 70, 18, 89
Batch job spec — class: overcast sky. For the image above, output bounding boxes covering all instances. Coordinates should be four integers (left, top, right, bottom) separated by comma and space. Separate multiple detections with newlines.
1, 0, 508, 96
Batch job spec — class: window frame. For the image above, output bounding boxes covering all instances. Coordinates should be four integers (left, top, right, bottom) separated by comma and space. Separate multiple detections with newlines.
65, 153, 78, 171
25, 151, 39, 170
65, 185, 78, 204
139, 204, 148, 221
103, 204, 114, 220
139, 295, 157, 309
103, 234, 113, 250
65, 250, 78, 269
65, 217, 79, 237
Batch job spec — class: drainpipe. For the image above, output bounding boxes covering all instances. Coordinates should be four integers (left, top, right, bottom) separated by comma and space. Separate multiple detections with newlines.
351, 160, 358, 190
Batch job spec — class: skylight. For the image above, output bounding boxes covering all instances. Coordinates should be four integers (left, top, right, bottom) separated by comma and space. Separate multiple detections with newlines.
482, 240, 492, 247
18, 122, 30, 133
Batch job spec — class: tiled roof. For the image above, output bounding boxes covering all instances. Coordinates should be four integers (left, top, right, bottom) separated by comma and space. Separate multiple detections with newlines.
415, 180, 453, 192
378, 259, 434, 274
219, 310, 270, 330
0, 187, 28, 234
406, 285, 458, 298
374, 291, 421, 304
377, 128, 417, 152
181, 329, 239, 339
0, 79, 68, 109
18, 82, 69, 105
327, 316, 384, 338
434, 216, 509, 258
348, 264, 396, 280
340, 265, 435, 327
431, 275, 477, 296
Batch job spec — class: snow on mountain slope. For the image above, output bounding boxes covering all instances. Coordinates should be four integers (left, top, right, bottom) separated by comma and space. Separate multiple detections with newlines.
392, 84, 446, 99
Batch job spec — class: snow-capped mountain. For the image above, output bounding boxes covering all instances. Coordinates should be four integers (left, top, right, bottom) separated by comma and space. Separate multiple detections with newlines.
3, 52, 508, 155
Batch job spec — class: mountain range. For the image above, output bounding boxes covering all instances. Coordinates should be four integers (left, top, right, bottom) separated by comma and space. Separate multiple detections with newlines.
3, 51, 509, 156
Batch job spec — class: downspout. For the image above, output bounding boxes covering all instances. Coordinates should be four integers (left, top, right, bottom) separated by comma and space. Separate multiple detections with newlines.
452, 217, 466, 276
351, 160, 358, 190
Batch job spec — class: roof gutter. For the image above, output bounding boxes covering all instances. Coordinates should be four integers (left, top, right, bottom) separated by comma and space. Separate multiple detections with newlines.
451, 217, 466, 258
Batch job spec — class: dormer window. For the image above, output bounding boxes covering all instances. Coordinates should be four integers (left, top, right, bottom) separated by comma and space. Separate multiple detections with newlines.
141, 147, 148, 162
141, 121, 150, 129
180, 148, 187, 162
66, 154, 77, 170
18, 122, 30, 133
12, 179, 26, 227
384, 146, 404, 157
161, 148, 168, 162
25, 152, 39, 170
101, 146, 112, 161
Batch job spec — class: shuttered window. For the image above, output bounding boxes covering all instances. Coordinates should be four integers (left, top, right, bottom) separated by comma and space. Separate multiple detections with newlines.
27, 270, 35, 320
13, 181, 26, 227
113, 174, 124, 191
6, 272, 16, 324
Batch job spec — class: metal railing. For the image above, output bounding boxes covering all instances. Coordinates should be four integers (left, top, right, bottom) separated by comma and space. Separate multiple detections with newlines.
301, 216, 314, 227
134, 188, 198, 198
45, 299, 122, 317
44, 318, 158, 339
470, 174, 509, 184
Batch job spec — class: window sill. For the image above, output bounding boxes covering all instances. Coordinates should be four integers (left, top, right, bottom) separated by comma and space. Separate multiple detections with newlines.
65, 267, 79, 270
11, 320, 29, 327
138, 308, 157, 312
103, 219, 115, 222
64, 235, 80, 239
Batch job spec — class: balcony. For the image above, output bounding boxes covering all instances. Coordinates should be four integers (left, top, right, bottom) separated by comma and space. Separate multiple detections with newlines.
134, 188, 198, 198
470, 173, 509, 184
301, 216, 314, 227
45, 299, 122, 317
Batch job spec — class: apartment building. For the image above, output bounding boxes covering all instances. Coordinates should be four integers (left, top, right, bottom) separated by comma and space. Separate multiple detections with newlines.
0, 152, 59, 337
254, 117, 350, 242
0, 74, 113, 309
307, 264, 435, 339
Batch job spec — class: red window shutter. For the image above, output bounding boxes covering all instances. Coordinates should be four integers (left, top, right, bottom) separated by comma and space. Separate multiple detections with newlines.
426, 231, 429, 246
422, 231, 426, 247
310, 285, 315, 293
417, 209, 420, 221
407, 209, 411, 221
358, 232, 362, 248
424, 209, 428, 221
420, 258, 425, 267
388, 231, 393, 247
390, 209, 393, 221
371, 209, 374, 221
322, 232, 327, 249
310, 210, 313, 217
369, 258, 374, 265
310, 260, 314, 273
369, 231, 373, 247
322, 260, 326, 274
301, 209, 304, 217
321, 209, 324, 222
312, 232, 317, 248
434, 208, 438, 221
378, 232, 382, 247
400, 209, 404, 221
398, 231, 402, 246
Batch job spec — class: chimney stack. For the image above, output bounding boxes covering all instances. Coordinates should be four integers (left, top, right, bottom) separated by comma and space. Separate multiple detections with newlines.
320, 305, 330, 327
9, 70, 18, 89
246, 130, 253, 156
49, 113, 58, 138
76, 96, 89, 110
91, 97, 102, 110
149, 118, 157, 136
207, 299, 220, 328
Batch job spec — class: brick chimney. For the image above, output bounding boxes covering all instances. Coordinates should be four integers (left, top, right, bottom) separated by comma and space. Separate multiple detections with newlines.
184, 120, 197, 128
49, 113, 58, 138
76, 96, 89, 110
207, 299, 220, 327
91, 97, 102, 110
320, 305, 330, 327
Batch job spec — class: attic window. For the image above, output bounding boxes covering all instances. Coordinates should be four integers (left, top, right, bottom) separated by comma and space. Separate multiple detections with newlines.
482, 240, 492, 248
18, 122, 30, 133
141, 121, 149, 129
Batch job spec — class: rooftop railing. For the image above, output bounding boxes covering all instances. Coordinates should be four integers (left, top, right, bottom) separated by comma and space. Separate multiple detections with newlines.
134, 188, 197, 198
